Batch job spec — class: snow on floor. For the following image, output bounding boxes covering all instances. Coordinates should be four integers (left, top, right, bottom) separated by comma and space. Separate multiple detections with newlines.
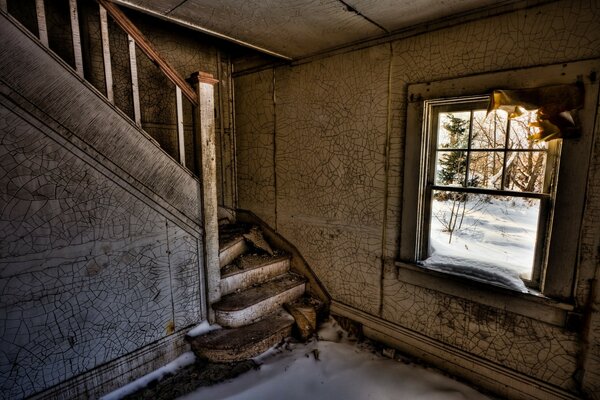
180, 319, 491, 400
424, 196, 539, 292
101, 352, 197, 400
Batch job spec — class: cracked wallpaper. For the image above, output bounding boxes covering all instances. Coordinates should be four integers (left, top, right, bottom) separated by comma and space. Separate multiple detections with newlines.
0, 4, 227, 397
0, 101, 203, 399
1, 0, 600, 398
235, 0, 600, 396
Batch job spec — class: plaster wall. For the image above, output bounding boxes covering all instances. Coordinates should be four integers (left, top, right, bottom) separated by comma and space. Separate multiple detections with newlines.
235, 0, 600, 397
0, 11, 207, 399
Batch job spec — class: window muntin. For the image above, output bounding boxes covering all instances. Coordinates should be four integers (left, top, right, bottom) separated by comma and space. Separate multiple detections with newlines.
418, 96, 558, 290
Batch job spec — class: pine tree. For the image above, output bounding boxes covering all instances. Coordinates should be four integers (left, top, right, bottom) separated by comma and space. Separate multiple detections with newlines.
435, 114, 471, 243
438, 114, 468, 186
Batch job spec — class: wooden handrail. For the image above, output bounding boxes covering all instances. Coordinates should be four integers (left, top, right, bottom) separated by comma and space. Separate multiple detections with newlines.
97, 0, 198, 106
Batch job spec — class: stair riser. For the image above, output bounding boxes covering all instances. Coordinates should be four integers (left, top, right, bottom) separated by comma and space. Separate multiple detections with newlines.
215, 283, 305, 328
219, 238, 248, 268
221, 259, 290, 295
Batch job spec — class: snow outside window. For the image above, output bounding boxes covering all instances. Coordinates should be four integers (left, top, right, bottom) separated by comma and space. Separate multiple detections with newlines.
417, 96, 559, 293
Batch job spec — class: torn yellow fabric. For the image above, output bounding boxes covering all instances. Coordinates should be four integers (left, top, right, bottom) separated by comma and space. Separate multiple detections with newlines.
487, 84, 584, 141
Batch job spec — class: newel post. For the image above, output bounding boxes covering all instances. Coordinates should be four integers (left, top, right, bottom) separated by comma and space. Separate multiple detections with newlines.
191, 71, 220, 322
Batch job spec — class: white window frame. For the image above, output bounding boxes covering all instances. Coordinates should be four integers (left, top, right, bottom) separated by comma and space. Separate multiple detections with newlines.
416, 96, 559, 289
400, 60, 599, 305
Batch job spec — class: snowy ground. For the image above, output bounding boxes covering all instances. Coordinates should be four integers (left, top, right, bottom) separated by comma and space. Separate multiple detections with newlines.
424, 196, 539, 292
103, 319, 491, 400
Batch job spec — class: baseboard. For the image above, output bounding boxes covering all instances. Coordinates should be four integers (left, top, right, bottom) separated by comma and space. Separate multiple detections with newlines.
29, 328, 191, 400
330, 301, 580, 400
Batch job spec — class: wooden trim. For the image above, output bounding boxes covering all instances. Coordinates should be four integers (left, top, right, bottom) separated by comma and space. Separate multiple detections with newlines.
29, 328, 191, 400
69, 0, 84, 77
99, 4, 114, 103
331, 301, 580, 400
128, 34, 141, 126
35, 0, 48, 46
395, 261, 572, 327
97, 0, 198, 106
190, 71, 219, 85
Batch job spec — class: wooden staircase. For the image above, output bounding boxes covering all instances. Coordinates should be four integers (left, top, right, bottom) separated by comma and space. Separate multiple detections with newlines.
186, 223, 321, 362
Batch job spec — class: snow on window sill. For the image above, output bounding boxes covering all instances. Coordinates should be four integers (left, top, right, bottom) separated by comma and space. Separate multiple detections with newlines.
394, 261, 574, 328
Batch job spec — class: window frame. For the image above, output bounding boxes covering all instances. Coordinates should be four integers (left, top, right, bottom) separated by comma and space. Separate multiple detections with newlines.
416, 96, 559, 289
400, 60, 599, 302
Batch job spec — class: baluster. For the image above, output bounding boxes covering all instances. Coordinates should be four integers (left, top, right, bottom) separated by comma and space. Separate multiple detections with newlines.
128, 34, 141, 126
35, 0, 48, 46
98, 4, 113, 103
176, 86, 185, 166
69, 0, 83, 77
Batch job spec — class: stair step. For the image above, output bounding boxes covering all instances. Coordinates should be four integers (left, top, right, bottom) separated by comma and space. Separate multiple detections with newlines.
186, 311, 295, 362
221, 253, 291, 295
219, 235, 248, 268
213, 273, 306, 328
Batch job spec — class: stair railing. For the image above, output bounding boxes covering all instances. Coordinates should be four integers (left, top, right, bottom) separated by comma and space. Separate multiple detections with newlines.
1, 0, 222, 314
2, 0, 214, 173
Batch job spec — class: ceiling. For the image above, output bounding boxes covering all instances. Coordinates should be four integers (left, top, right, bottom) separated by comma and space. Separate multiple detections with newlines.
113, 0, 529, 60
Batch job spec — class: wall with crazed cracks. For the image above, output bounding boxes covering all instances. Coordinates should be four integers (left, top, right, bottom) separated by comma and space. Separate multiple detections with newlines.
235, 0, 600, 398
0, 8, 222, 399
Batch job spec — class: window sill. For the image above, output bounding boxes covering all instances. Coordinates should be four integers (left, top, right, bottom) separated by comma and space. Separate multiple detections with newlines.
394, 261, 575, 328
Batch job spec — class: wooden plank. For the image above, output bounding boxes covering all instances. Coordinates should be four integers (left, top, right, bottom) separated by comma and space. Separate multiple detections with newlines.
99, 4, 114, 103
35, 0, 48, 46
69, 0, 84, 77
128, 34, 141, 126
176, 85, 186, 165
97, 0, 198, 106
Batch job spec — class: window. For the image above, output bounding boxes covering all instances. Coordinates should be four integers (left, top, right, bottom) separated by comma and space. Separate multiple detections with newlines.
416, 96, 558, 292
400, 60, 598, 301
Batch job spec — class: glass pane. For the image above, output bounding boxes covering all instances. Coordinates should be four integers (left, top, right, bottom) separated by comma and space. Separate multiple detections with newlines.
509, 111, 547, 150
471, 110, 507, 149
426, 191, 540, 287
437, 112, 470, 149
435, 151, 467, 187
504, 151, 547, 193
467, 151, 503, 189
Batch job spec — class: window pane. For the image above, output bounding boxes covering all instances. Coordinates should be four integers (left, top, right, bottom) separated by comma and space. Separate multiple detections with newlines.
426, 191, 540, 288
504, 151, 547, 193
467, 151, 503, 189
509, 111, 547, 150
437, 112, 470, 149
435, 151, 467, 186
471, 110, 507, 149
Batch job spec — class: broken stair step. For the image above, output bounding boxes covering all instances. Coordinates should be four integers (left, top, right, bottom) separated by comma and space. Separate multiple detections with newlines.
219, 235, 248, 268
186, 311, 295, 362
213, 273, 306, 328
221, 254, 291, 295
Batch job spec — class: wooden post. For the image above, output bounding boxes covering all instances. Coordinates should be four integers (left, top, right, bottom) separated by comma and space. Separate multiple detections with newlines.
191, 71, 220, 322
176, 86, 186, 166
69, 0, 84, 77
35, 0, 48, 47
128, 34, 141, 126
99, 4, 113, 103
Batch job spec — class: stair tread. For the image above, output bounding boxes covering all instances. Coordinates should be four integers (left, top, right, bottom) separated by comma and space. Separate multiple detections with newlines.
218, 223, 251, 249
186, 311, 294, 351
219, 234, 245, 253
214, 273, 306, 312
221, 253, 290, 279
